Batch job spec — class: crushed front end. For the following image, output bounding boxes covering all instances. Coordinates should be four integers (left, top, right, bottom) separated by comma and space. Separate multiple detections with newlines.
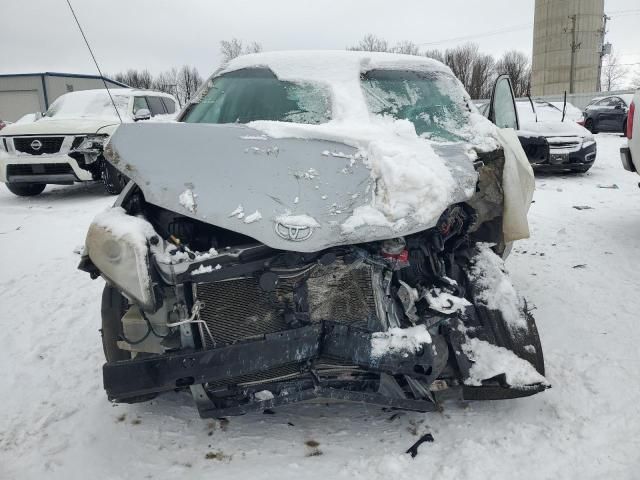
81, 160, 548, 418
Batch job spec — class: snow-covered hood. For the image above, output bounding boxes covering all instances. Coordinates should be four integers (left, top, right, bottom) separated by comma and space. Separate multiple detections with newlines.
519, 120, 591, 139
0, 117, 120, 137
106, 122, 479, 253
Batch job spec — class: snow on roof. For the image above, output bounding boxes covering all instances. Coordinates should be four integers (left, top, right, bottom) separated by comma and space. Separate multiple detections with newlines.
221, 50, 453, 122
43, 88, 176, 121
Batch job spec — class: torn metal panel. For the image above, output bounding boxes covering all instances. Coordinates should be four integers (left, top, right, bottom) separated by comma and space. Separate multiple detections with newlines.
105, 122, 477, 252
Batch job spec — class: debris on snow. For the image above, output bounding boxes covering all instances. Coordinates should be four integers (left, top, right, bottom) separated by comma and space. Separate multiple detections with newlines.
573, 205, 594, 210
597, 184, 619, 189
405, 433, 435, 458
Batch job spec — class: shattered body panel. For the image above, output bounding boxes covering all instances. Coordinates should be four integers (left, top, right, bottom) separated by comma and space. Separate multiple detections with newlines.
106, 122, 477, 252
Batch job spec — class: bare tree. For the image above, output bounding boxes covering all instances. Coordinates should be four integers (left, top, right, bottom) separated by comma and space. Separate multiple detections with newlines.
113, 69, 153, 89
601, 53, 628, 91
153, 68, 179, 100
175, 65, 203, 106
443, 43, 479, 93
468, 53, 496, 100
423, 49, 445, 63
347, 34, 389, 52
391, 40, 420, 56
632, 67, 640, 89
220, 38, 264, 64
495, 50, 531, 97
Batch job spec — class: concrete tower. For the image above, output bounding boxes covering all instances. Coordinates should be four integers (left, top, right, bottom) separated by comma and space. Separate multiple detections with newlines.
531, 0, 605, 95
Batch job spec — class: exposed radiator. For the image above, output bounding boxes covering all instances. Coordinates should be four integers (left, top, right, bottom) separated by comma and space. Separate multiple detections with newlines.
193, 259, 377, 350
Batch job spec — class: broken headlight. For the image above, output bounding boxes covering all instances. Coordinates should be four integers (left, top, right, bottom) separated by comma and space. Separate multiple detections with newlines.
85, 210, 156, 311
73, 134, 108, 153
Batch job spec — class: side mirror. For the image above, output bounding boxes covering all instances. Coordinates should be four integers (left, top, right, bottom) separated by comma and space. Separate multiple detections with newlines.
614, 104, 623, 110
134, 108, 151, 121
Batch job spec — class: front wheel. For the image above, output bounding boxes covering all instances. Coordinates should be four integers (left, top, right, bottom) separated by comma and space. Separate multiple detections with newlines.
5, 182, 46, 197
101, 160, 129, 195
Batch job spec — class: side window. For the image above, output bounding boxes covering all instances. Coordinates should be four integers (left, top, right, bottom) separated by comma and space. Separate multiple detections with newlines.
491, 76, 518, 130
612, 98, 625, 109
597, 98, 615, 107
161, 97, 176, 114
146, 96, 167, 116
133, 96, 150, 114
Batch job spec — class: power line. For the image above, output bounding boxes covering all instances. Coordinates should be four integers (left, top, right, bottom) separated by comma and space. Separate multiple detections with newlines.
65, 0, 122, 123
607, 8, 640, 16
417, 23, 533, 47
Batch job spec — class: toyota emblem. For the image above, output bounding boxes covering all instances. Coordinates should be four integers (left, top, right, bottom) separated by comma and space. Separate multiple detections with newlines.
275, 221, 314, 242
30, 139, 43, 151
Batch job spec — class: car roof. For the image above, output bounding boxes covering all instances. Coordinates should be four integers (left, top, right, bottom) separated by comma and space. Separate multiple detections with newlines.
58, 88, 176, 100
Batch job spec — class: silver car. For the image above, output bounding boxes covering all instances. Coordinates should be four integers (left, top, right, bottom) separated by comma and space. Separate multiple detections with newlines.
79, 51, 547, 418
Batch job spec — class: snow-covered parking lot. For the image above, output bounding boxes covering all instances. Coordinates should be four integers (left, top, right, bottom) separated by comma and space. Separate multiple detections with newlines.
1, 134, 639, 479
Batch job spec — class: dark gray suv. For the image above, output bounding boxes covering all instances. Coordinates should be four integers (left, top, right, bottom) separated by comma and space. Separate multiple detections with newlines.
582, 94, 633, 134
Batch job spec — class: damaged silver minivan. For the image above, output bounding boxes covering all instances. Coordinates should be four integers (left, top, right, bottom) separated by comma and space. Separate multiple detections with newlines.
79, 51, 548, 417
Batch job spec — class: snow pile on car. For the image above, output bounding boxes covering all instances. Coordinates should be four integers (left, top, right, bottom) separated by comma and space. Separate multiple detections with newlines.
462, 337, 548, 387
219, 51, 500, 236
371, 325, 432, 358
467, 244, 528, 330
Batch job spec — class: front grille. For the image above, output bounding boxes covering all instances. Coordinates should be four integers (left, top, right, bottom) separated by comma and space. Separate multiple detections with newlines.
13, 137, 64, 155
7, 163, 74, 176
194, 260, 378, 349
548, 140, 581, 151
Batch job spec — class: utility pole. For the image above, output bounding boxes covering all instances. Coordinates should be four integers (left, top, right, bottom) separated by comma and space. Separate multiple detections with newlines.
568, 14, 581, 94
596, 13, 610, 92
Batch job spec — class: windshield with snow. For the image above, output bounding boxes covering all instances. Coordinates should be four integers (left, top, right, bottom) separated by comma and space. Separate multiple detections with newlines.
361, 70, 469, 142
183, 68, 331, 124
44, 92, 129, 120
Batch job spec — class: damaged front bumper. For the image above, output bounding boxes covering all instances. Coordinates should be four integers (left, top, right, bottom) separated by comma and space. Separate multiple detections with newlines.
104, 317, 546, 417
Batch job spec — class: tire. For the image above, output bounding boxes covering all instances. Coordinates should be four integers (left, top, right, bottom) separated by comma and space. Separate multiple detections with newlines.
100, 159, 129, 195
5, 182, 46, 197
101, 285, 157, 403
572, 165, 592, 173
584, 118, 596, 134
101, 284, 131, 362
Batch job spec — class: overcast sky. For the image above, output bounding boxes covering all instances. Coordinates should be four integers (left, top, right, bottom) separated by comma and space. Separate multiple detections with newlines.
3, 0, 639, 80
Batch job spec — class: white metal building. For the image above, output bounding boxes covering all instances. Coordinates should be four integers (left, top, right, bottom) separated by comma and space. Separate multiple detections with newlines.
0, 72, 127, 122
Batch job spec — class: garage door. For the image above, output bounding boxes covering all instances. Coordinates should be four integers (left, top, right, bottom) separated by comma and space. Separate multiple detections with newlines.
0, 90, 42, 122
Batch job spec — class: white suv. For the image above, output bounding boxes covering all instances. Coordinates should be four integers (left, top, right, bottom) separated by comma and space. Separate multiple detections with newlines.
620, 90, 640, 177
0, 88, 178, 196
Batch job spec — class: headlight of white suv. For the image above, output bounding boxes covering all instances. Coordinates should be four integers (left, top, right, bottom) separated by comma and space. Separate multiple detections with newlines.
85, 207, 157, 311
74, 134, 108, 153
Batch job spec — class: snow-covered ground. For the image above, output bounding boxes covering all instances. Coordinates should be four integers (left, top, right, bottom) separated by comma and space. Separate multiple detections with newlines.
1, 134, 639, 479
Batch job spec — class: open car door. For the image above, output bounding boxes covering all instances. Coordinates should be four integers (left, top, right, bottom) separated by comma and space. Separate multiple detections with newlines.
486, 74, 535, 244
487, 74, 520, 130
